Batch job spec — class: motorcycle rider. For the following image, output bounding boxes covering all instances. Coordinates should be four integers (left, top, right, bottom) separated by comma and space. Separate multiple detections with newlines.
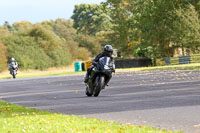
84, 45, 115, 86
8, 57, 18, 74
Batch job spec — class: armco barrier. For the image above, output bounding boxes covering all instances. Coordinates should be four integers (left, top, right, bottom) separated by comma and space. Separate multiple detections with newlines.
179, 56, 190, 64
164, 57, 170, 65
115, 58, 152, 68
164, 54, 200, 65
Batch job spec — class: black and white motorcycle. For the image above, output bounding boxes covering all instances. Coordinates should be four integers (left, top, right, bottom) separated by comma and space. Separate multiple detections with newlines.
9, 62, 18, 79
85, 56, 115, 97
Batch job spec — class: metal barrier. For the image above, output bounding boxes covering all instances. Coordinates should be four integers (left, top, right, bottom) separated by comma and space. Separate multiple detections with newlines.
164, 57, 170, 65
164, 54, 200, 65
179, 56, 190, 64
115, 58, 152, 68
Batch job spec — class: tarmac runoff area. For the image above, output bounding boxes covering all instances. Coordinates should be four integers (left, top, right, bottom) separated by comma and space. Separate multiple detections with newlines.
0, 70, 200, 133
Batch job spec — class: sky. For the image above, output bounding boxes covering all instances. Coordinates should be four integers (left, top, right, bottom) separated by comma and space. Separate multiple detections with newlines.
0, 0, 106, 25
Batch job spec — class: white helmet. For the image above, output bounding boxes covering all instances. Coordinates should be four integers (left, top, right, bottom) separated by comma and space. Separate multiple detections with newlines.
11, 57, 15, 62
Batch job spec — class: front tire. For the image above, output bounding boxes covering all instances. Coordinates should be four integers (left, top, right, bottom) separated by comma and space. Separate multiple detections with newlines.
93, 76, 104, 97
85, 85, 92, 97
11, 71, 16, 79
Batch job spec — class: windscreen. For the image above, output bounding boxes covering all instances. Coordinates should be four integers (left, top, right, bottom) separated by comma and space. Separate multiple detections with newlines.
98, 56, 112, 70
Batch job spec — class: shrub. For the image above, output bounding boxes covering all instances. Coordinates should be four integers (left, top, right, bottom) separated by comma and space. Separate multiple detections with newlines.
0, 26, 10, 38
48, 47, 73, 67
28, 26, 73, 66
0, 41, 7, 72
156, 58, 166, 66
65, 39, 80, 59
75, 34, 102, 56
2, 25, 74, 70
77, 47, 91, 60
2, 35, 53, 70
28, 26, 59, 52
190, 54, 200, 63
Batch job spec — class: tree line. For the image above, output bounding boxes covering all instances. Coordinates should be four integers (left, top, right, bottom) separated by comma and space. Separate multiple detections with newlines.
106, 0, 200, 59
1, 1, 200, 71
0, 19, 102, 71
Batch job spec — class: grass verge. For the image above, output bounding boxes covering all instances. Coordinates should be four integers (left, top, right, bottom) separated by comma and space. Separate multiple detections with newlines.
0, 71, 84, 80
1, 63, 200, 80
0, 101, 181, 133
117, 63, 200, 72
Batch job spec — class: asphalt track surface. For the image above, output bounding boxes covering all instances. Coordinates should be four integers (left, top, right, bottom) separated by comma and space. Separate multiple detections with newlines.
0, 70, 200, 133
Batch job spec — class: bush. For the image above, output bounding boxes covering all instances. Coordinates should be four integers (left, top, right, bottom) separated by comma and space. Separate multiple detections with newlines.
190, 54, 200, 63
75, 34, 102, 56
76, 47, 91, 60
28, 26, 59, 52
2, 35, 53, 70
40, 19, 81, 60
63, 39, 80, 60
2, 26, 73, 70
48, 47, 73, 67
0, 41, 7, 72
0, 26, 10, 38
155, 58, 166, 66
170, 57, 179, 65
28, 26, 73, 67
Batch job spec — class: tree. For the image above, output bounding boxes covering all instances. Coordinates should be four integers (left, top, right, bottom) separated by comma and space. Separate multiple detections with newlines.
71, 4, 112, 35
40, 18, 91, 60
106, 0, 200, 58
41, 18, 77, 41
3, 21, 15, 32
75, 34, 102, 56
105, 0, 140, 56
172, 4, 200, 55
2, 25, 73, 70
13, 21, 33, 32
0, 26, 10, 38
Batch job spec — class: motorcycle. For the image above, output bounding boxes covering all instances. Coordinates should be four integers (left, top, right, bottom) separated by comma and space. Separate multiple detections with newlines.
85, 56, 115, 97
9, 62, 18, 79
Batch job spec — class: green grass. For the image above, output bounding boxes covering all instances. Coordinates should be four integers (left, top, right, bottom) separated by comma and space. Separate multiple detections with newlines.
0, 101, 181, 133
0, 71, 85, 80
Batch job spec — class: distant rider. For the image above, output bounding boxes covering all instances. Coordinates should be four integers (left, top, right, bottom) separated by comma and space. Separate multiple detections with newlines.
8, 57, 18, 74
84, 45, 115, 86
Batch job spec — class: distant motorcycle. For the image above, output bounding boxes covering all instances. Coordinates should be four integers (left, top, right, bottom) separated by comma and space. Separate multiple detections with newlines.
9, 62, 18, 79
85, 56, 115, 97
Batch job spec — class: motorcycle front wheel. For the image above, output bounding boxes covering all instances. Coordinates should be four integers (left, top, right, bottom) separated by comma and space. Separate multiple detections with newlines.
11, 71, 16, 79
93, 76, 105, 97
85, 85, 93, 97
